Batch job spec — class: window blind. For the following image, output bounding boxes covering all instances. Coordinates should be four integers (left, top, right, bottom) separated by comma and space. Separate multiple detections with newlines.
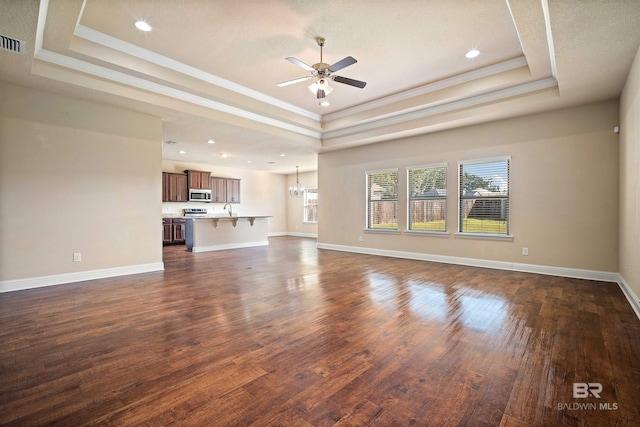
408, 164, 447, 231
458, 158, 510, 234
366, 169, 398, 230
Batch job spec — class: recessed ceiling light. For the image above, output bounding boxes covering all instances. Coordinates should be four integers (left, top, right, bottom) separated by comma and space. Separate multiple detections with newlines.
280, 154, 287, 157
220, 153, 228, 158
178, 150, 186, 154
247, 160, 253, 164
207, 139, 216, 144
465, 49, 480, 59
134, 20, 152, 32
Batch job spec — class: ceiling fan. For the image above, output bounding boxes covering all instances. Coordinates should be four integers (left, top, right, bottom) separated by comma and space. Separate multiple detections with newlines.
277, 37, 367, 99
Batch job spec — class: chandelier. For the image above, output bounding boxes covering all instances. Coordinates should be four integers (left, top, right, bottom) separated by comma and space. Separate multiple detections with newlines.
289, 166, 305, 197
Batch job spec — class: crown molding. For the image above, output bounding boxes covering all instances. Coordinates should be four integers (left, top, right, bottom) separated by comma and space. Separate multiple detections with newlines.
33, 49, 322, 139
322, 77, 558, 140
34, 0, 558, 153
34, 0, 321, 139
323, 56, 529, 122
541, 0, 558, 79
73, 25, 321, 122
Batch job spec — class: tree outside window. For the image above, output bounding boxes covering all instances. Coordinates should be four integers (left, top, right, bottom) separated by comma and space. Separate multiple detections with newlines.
458, 157, 510, 235
408, 164, 447, 232
367, 169, 398, 230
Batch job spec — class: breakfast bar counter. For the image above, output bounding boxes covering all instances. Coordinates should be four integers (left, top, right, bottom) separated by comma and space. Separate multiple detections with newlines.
185, 216, 271, 253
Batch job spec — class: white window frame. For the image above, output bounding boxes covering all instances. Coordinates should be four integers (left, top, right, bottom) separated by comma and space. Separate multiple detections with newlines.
457, 156, 511, 239
303, 188, 318, 223
407, 163, 448, 234
365, 168, 399, 232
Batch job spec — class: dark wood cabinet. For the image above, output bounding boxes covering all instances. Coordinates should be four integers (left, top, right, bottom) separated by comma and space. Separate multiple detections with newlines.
226, 178, 241, 203
163, 218, 186, 245
186, 170, 211, 190
210, 177, 241, 203
211, 177, 227, 203
163, 220, 173, 243
173, 219, 186, 242
162, 173, 188, 202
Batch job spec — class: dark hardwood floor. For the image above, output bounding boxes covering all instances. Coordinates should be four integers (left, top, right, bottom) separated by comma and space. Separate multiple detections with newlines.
1, 236, 639, 426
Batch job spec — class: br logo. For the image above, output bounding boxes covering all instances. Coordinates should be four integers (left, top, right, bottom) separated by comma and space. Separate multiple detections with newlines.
573, 383, 602, 398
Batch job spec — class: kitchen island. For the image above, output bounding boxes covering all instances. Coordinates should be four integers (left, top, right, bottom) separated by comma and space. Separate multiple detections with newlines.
184, 215, 271, 253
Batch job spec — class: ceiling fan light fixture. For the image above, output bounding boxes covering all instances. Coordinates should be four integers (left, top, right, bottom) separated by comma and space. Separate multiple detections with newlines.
279, 37, 366, 101
308, 79, 333, 98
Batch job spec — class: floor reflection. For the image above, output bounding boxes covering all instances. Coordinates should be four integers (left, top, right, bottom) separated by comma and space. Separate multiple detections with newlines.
368, 272, 508, 333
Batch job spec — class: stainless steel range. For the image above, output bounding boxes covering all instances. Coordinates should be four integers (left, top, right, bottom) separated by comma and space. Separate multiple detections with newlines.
183, 208, 208, 217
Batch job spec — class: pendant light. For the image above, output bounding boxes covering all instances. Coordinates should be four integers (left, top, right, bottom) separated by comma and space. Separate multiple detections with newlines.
289, 166, 305, 197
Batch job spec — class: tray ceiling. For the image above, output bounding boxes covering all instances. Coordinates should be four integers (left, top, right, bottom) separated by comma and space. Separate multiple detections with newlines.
0, 0, 638, 173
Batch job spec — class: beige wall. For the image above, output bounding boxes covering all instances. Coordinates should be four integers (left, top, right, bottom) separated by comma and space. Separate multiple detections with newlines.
318, 100, 619, 273
286, 170, 318, 237
0, 83, 163, 285
620, 45, 640, 300
162, 160, 288, 234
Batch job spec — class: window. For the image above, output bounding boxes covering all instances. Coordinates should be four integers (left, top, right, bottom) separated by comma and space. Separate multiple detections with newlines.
304, 188, 318, 223
408, 164, 447, 232
366, 169, 398, 230
458, 157, 510, 235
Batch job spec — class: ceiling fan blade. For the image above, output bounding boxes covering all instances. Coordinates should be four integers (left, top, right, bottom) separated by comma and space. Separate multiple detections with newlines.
285, 57, 315, 72
276, 76, 312, 87
332, 75, 367, 88
328, 56, 357, 73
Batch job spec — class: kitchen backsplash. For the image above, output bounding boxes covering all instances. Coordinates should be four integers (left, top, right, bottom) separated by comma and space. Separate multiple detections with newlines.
162, 201, 240, 215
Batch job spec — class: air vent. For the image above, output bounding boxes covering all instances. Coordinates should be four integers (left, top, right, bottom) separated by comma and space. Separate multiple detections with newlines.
165, 140, 178, 145
1, 34, 24, 54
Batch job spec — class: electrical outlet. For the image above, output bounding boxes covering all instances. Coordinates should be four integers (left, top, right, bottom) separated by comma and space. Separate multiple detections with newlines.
522, 247, 529, 256
73, 252, 82, 262
358, 235, 363, 242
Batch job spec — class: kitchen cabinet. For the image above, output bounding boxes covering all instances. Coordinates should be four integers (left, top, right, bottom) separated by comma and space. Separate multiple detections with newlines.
163, 218, 186, 244
211, 177, 227, 203
162, 173, 188, 202
211, 177, 241, 203
226, 179, 241, 203
186, 170, 211, 190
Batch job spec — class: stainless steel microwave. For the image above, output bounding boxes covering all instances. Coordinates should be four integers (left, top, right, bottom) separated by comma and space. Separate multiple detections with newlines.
189, 189, 212, 202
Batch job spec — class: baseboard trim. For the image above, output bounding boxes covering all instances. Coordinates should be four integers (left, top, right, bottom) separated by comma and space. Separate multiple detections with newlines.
285, 232, 318, 238
316, 243, 618, 283
268, 232, 288, 237
0, 262, 165, 293
269, 232, 318, 238
617, 274, 640, 320
191, 240, 269, 253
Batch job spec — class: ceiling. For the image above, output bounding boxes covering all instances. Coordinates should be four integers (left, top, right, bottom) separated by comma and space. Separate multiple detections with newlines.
1, 0, 639, 174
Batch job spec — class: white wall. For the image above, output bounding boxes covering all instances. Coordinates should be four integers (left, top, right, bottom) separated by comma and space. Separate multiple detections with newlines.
318, 100, 619, 278
620, 44, 640, 306
0, 83, 163, 291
